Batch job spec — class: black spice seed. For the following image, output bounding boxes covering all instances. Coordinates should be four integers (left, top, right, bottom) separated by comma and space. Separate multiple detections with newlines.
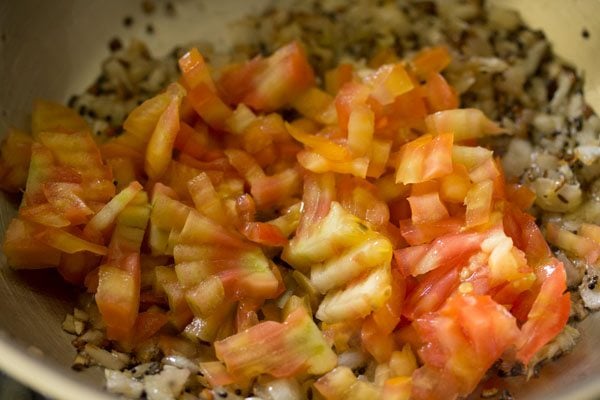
142, 0, 156, 14
78, 105, 87, 116
87, 109, 97, 119
165, 2, 175, 16
67, 95, 78, 108
108, 37, 123, 52
557, 193, 568, 204
588, 275, 598, 290
234, 389, 242, 396
146, 24, 155, 35
582, 28, 590, 40
215, 388, 228, 398
123, 16, 134, 27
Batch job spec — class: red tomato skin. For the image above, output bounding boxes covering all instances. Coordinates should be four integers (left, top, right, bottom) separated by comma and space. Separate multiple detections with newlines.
516, 258, 570, 364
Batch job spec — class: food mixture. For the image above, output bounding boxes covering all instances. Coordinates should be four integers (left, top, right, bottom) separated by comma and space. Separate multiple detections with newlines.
2, 1, 600, 399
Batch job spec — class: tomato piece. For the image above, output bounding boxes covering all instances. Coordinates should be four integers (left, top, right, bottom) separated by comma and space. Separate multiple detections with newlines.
174, 121, 213, 159
361, 315, 398, 363
439, 163, 472, 204
285, 122, 352, 162
19, 203, 71, 228
399, 217, 463, 246
394, 231, 484, 277
187, 172, 231, 227
31, 99, 89, 138
516, 258, 570, 364
502, 204, 552, 267
219, 42, 315, 112
37, 131, 114, 203
411, 294, 519, 400
347, 105, 375, 156
251, 168, 302, 209
297, 172, 336, 236
337, 175, 390, 228
464, 180, 494, 228
187, 82, 233, 131
132, 307, 169, 344
145, 83, 184, 180
215, 307, 336, 379
335, 82, 371, 132
407, 190, 449, 225
43, 182, 94, 225
395, 133, 453, 184
401, 264, 460, 320
217, 57, 265, 106
372, 269, 406, 334
199, 361, 236, 387
2, 218, 62, 269
425, 109, 504, 142
291, 87, 337, 125
58, 251, 101, 285
506, 184, 536, 210
96, 253, 141, 341
122, 92, 173, 151
36, 227, 107, 256
410, 46, 452, 80
423, 72, 459, 112
364, 63, 414, 105
241, 222, 288, 247
389, 87, 428, 127
297, 150, 369, 178
84, 181, 143, 237
178, 47, 216, 92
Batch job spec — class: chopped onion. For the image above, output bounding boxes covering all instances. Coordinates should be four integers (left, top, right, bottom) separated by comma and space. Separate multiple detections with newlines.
253, 378, 303, 400
144, 365, 190, 400
105, 369, 144, 398
579, 264, 600, 310
162, 354, 199, 373
84, 344, 128, 371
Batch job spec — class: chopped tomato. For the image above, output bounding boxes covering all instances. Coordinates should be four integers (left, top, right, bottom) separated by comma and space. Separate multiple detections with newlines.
411, 294, 519, 400
95, 253, 141, 341
0, 39, 582, 400
502, 204, 552, 266
407, 190, 449, 225
399, 217, 463, 246
394, 231, 484, 277
218, 41, 315, 112
516, 258, 570, 364
31, 99, 89, 138
423, 72, 459, 112
215, 307, 336, 379
410, 46, 452, 80
395, 133, 453, 184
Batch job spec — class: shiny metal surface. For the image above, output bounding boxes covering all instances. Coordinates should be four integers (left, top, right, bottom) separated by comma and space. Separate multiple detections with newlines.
0, 1, 599, 399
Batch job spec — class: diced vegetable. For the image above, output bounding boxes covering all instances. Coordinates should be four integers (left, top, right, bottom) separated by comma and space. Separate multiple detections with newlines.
215, 307, 336, 378
0, 38, 581, 400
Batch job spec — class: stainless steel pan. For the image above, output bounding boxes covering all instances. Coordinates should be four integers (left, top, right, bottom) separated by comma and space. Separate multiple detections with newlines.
0, 1, 599, 399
